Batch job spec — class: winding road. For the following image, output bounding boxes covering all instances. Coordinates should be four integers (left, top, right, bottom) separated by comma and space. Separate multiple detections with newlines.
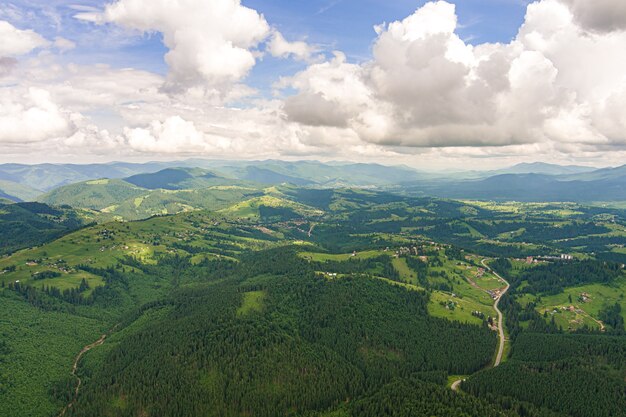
483, 259, 510, 367
451, 259, 510, 392
57, 333, 108, 417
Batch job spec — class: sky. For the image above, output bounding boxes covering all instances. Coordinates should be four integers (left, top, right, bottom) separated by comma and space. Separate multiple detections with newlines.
1, 0, 626, 170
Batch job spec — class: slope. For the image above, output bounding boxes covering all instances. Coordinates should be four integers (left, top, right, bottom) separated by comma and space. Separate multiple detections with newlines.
0, 202, 91, 255
39, 179, 148, 211
0, 179, 42, 202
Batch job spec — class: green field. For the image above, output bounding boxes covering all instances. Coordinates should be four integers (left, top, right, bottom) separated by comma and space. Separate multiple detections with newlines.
301, 247, 500, 325
237, 290, 267, 316
0, 211, 286, 292
299, 249, 386, 262
428, 291, 495, 325
516, 277, 626, 330
392, 257, 418, 285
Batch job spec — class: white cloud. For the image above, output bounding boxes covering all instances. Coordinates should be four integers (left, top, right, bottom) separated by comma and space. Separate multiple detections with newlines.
280, 0, 626, 151
0, 57, 17, 76
0, 20, 48, 56
123, 116, 218, 153
87, 0, 271, 93
2, 0, 626, 169
53, 37, 76, 51
559, 0, 626, 32
0, 87, 77, 143
267, 32, 319, 61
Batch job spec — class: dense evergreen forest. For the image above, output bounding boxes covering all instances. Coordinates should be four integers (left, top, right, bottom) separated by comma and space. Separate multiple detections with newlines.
1, 190, 625, 417
0, 202, 89, 255
66, 249, 501, 417
512, 260, 623, 295
463, 333, 626, 417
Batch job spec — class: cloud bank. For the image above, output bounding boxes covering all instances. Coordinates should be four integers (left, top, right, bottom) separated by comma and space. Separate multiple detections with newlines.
1, 0, 626, 168
282, 0, 626, 152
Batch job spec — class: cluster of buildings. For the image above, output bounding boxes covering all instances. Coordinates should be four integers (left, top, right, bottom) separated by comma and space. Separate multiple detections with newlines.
392, 243, 449, 258
487, 288, 504, 300
522, 254, 574, 264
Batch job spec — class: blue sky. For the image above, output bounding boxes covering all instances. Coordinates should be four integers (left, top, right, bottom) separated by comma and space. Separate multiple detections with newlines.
245, 0, 531, 94
2, 0, 531, 93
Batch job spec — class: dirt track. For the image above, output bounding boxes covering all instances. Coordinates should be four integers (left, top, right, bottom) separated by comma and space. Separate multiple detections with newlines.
57, 333, 107, 417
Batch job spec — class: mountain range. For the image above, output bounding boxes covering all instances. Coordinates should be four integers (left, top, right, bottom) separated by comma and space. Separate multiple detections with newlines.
1, 160, 625, 205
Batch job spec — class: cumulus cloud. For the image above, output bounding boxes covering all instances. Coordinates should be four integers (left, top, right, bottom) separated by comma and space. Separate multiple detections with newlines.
281, 0, 626, 150
80, 0, 270, 93
267, 32, 319, 61
0, 57, 17, 76
559, 0, 626, 32
3, 0, 626, 169
0, 87, 77, 143
0, 20, 48, 56
122, 116, 226, 153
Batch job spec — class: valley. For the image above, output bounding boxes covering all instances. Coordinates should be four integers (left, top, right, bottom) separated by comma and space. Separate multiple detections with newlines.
1, 179, 625, 417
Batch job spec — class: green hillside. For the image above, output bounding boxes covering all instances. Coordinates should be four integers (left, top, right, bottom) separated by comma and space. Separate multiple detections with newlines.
0, 202, 91, 255
37, 176, 256, 221
0, 179, 42, 202
40, 179, 147, 211
220, 194, 324, 220
123, 167, 239, 190
103, 187, 263, 220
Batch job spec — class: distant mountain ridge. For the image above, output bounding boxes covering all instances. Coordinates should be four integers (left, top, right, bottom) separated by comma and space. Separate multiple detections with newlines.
1, 160, 624, 204
497, 162, 597, 176
0, 161, 173, 192
402, 167, 626, 202
0, 160, 426, 201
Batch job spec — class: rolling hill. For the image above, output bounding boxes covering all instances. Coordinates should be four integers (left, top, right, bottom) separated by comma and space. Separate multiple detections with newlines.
122, 167, 258, 191
0, 201, 91, 255
5, 160, 626, 204
215, 160, 425, 186
1, 191, 624, 417
0, 161, 180, 194
38, 172, 265, 221
39, 179, 148, 211
0, 180, 42, 202
401, 165, 626, 202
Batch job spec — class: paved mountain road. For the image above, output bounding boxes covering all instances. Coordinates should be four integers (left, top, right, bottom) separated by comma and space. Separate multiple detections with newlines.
451, 259, 510, 392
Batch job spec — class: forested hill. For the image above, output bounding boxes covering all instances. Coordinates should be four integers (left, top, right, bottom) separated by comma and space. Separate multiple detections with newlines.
66, 248, 506, 417
0, 202, 90, 255
0, 193, 625, 417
